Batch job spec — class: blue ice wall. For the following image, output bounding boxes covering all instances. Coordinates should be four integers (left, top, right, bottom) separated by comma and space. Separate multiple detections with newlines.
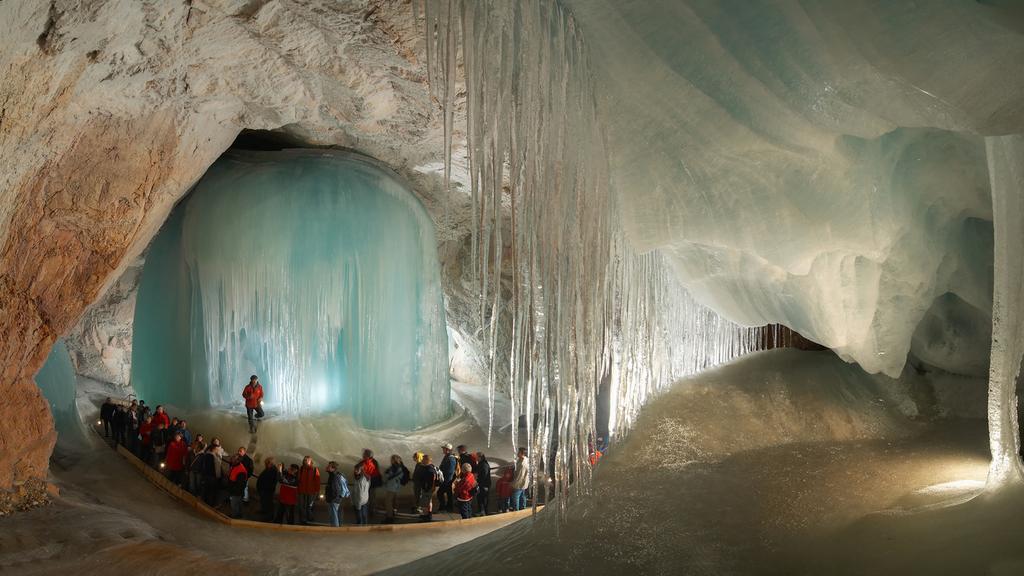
35, 339, 86, 445
132, 150, 450, 430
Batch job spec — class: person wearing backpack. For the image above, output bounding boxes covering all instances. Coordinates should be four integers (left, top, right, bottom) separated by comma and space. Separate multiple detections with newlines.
324, 461, 350, 527
414, 454, 439, 522
382, 455, 407, 524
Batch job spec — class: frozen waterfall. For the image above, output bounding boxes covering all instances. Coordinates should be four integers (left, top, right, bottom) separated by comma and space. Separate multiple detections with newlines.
131, 150, 449, 430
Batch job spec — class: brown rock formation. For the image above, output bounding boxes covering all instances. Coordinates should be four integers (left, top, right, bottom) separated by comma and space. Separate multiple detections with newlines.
0, 0, 461, 505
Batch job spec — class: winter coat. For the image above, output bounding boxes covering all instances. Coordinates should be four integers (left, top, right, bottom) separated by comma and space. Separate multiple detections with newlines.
496, 476, 513, 499
139, 422, 153, 445
414, 463, 438, 493
176, 428, 192, 447
458, 451, 477, 470
195, 452, 218, 479
240, 454, 255, 476
228, 462, 248, 496
297, 465, 321, 495
512, 456, 530, 490
362, 457, 382, 488
278, 472, 298, 506
454, 471, 477, 502
473, 457, 491, 488
352, 474, 371, 508
439, 454, 457, 484
383, 464, 404, 493
165, 439, 189, 471
325, 471, 350, 503
242, 383, 264, 409
257, 466, 280, 496
100, 402, 116, 421
152, 412, 170, 429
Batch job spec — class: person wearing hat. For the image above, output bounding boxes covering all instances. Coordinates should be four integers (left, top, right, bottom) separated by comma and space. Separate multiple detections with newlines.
438, 443, 457, 513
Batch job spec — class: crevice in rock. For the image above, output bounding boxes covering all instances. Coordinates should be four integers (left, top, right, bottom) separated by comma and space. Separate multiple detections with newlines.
36, 1, 60, 55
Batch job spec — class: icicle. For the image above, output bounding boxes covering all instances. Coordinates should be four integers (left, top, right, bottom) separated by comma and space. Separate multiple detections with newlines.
984, 134, 1024, 488
423, 0, 772, 514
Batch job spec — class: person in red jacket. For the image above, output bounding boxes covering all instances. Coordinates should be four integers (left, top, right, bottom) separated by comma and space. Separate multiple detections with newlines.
227, 455, 249, 518
496, 467, 513, 513
242, 375, 265, 433
361, 449, 381, 518
152, 405, 170, 429
276, 464, 299, 525
297, 455, 321, 525
138, 415, 154, 465
164, 431, 190, 487
454, 462, 477, 519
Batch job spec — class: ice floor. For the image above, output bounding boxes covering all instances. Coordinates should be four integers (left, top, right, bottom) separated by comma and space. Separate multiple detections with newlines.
381, 349, 997, 576
6, 349, 1009, 575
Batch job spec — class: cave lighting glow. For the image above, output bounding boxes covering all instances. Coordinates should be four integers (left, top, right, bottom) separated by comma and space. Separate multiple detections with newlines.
131, 150, 449, 430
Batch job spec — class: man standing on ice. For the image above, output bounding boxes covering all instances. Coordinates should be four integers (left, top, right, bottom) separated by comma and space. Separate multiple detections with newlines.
242, 375, 265, 433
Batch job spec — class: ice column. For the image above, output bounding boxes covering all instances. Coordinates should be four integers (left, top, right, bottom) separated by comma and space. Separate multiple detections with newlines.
422, 0, 768, 509
985, 135, 1024, 488
132, 150, 449, 430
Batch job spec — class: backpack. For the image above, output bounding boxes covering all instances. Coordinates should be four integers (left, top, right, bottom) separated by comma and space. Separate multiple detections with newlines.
432, 465, 444, 487
400, 464, 411, 486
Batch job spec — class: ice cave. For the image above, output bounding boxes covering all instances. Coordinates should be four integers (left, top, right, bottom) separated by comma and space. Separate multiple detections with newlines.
1, 0, 1024, 575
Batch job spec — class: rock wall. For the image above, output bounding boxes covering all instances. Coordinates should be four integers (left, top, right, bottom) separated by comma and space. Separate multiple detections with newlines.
0, 0, 473, 502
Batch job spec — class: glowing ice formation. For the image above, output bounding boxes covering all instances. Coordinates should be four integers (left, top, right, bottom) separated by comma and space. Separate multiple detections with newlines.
132, 150, 449, 430
985, 135, 1024, 487
34, 339, 85, 445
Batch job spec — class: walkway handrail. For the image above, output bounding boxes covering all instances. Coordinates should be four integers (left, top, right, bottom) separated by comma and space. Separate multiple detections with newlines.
106, 431, 542, 533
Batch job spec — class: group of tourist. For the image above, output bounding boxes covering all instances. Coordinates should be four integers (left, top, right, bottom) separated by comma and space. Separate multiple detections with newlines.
98, 393, 535, 526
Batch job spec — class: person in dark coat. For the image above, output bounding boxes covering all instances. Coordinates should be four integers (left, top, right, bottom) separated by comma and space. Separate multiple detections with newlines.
414, 454, 439, 522
438, 443, 457, 513
473, 451, 492, 515
197, 446, 221, 507
324, 461, 350, 527
237, 447, 255, 502
256, 458, 281, 522
112, 405, 127, 446
100, 398, 116, 437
